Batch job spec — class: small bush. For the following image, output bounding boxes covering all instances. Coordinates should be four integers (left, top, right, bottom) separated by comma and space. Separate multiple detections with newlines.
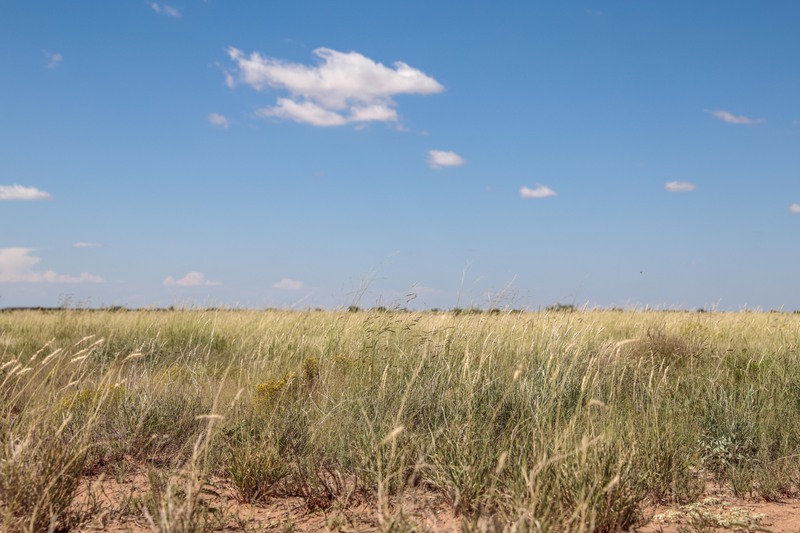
253, 372, 299, 407
546, 303, 577, 313
301, 356, 319, 383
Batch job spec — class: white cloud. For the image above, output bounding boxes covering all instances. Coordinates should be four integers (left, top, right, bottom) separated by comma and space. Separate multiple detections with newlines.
148, 2, 181, 17
272, 278, 304, 290
0, 185, 53, 201
349, 104, 398, 123
0, 248, 104, 283
705, 109, 765, 125
257, 98, 348, 127
226, 47, 443, 127
42, 272, 104, 283
665, 181, 696, 193
208, 113, 230, 128
790, 203, 800, 215
163, 271, 221, 287
43, 51, 63, 69
520, 184, 557, 199
428, 150, 464, 169
73, 242, 101, 248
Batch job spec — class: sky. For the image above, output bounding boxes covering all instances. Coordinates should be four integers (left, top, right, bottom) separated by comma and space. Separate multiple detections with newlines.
1, 1, 799, 311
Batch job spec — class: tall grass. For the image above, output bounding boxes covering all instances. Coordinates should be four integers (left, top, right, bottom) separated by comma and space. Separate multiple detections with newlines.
0, 308, 799, 531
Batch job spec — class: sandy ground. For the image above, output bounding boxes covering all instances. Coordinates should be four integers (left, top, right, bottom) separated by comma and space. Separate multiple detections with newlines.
71, 472, 800, 532
638, 481, 800, 533
72, 471, 460, 532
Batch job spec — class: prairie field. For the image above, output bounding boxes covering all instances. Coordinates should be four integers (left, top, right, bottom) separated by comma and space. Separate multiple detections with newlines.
2, 308, 800, 532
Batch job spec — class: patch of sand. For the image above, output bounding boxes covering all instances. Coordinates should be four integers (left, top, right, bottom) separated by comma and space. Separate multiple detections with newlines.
72, 471, 460, 532
70, 470, 800, 532
638, 482, 800, 533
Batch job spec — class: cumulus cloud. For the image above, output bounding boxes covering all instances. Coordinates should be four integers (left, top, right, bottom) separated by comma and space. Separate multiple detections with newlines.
272, 278, 304, 290
148, 2, 181, 17
163, 272, 221, 287
665, 181, 697, 193
520, 185, 557, 199
349, 104, 398, 123
790, 203, 800, 214
73, 242, 101, 248
208, 113, 230, 128
0, 185, 53, 201
0, 248, 104, 283
226, 47, 443, 127
428, 150, 464, 169
257, 98, 348, 127
705, 109, 765, 125
43, 51, 63, 69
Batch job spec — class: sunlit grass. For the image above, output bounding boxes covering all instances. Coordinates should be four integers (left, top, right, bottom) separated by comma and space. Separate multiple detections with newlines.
1, 308, 799, 531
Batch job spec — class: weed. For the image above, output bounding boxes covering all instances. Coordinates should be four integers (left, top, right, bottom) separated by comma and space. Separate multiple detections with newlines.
301, 356, 319, 383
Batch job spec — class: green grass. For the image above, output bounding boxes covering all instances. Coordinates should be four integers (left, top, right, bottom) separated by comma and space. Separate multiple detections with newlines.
1, 308, 799, 531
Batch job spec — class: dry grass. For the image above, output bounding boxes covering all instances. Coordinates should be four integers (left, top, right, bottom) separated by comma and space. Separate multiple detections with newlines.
1, 308, 800, 531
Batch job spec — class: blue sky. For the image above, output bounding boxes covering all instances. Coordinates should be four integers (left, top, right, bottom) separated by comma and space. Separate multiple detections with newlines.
1, 1, 799, 310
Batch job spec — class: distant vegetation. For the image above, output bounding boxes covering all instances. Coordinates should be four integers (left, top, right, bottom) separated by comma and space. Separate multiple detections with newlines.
1, 309, 800, 530
544, 303, 578, 313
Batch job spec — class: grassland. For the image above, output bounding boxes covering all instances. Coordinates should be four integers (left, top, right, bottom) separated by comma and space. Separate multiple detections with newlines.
1, 308, 800, 531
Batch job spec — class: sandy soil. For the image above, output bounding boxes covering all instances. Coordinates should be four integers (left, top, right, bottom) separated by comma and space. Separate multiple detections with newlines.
71, 471, 460, 532
71, 472, 800, 532
638, 482, 800, 533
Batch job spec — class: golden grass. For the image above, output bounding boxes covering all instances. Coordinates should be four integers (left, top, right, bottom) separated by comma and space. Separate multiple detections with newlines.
0, 308, 799, 531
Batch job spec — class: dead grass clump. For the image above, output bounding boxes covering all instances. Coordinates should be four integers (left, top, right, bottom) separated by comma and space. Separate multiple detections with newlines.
622, 326, 697, 367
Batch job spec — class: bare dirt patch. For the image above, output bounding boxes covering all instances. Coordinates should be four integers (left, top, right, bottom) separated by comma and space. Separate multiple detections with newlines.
69, 471, 800, 532
638, 482, 800, 533
71, 470, 460, 532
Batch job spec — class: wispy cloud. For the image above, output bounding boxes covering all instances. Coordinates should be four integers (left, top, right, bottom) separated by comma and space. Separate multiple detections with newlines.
0, 248, 104, 283
520, 184, 557, 199
43, 50, 63, 69
226, 47, 443, 127
73, 242, 101, 248
790, 203, 800, 215
148, 2, 181, 17
428, 150, 464, 169
0, 185, 53, 201
163, 272, 221, 287
705, 109, 765, 125
665, 181, 696, 193
208, 113, 230, 128
272, 278, 304, 290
